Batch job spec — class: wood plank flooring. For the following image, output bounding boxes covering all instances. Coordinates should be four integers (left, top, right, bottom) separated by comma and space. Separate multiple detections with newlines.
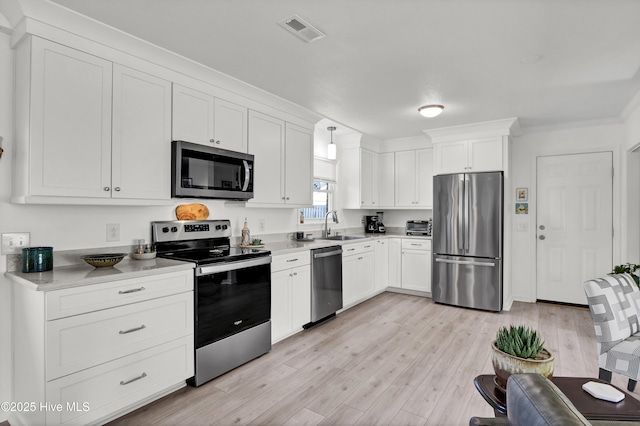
108, 292, 633, 425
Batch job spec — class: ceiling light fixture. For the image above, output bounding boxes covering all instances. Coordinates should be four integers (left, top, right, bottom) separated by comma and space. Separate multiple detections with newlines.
418, 104, 444, 118
327, 126, 337, 160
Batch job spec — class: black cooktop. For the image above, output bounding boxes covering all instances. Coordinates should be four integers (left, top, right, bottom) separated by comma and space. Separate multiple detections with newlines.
157, 247, 270, 265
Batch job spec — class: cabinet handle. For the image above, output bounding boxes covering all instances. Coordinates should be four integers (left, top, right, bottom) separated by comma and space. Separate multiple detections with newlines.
364, 245, 372, 249
118, 286, 145, 294
209, 139, 215, 143
293, 272, 297, 276
120, 372, 147, 386
216, 140, 221, 144
114, 187, 121, 192
358, 257, 363, 260
104, 187, 110, 191
282, 197, 286, 200
286, 258, 299, 262
410, 243, 422, 246
286, 197, 290, 200
347, 248, 355, 252
119, 324, 146, 335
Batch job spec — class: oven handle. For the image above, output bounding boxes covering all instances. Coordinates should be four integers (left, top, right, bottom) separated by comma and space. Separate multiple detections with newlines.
196, 256, 271, 276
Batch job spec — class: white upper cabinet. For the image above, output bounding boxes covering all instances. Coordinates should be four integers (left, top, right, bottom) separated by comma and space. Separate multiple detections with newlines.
433, 136, 504, 175
172, 84, 248, 152
247, 110, 313, 207
394, 148, 433, 208
18, 37, 113, 200
339, 147, 380, 209
112, 65, 172, 200
378, 152, 395, 207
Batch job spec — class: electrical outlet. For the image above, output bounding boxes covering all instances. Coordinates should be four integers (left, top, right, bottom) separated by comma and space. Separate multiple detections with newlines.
259, 219, 265, 232
107, 223, 120, 242
1, 232, 31, 255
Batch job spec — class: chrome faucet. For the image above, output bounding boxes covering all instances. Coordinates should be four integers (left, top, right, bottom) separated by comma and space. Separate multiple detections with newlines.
323, 211, 338, 237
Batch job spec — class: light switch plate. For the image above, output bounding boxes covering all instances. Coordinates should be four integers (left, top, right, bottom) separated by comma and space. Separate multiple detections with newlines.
1, 232, 31, 255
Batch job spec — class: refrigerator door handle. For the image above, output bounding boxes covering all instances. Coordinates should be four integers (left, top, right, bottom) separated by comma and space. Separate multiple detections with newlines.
463, 175, 470, 251
435, 258, 496, 267
458, 176, 465, 250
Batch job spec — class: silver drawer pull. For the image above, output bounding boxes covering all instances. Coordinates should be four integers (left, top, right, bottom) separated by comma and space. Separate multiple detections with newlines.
118, 286, 146, 294
364, 245, 371, 249
286, 258, 299, 262
120, 372, 147, 386
119, 324, 146, 335
347, 248, 355, 251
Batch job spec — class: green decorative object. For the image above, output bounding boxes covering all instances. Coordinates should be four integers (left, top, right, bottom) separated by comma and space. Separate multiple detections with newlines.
611, 263, 640, 285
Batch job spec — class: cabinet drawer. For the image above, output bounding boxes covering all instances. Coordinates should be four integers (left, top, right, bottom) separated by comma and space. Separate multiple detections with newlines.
272, 250, 310, 272
401, 239, 432, 250
46, 270, 194, 320
46, 292, 193, 380
45, 335, 193, 426
343, 241, 375, 257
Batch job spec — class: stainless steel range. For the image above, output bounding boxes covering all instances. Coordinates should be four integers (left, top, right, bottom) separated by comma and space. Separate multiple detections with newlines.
152, 220, 272, 387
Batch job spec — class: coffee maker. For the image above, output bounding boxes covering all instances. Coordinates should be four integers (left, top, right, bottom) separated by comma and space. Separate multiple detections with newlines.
365, 213, 386, 234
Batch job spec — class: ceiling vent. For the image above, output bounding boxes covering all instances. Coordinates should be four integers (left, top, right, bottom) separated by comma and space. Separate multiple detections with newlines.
279, 14, 326, 43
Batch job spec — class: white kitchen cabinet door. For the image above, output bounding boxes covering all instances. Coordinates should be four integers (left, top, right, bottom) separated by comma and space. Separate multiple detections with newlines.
271, 269, 292, 342
290, 265, 311, 328
342, 254, 360, 307
27, 37, 113, 198
360, 149, 379, 207
378, 153, 395, 207
416, 148, 434, 208
468, 137, 503, 172
112, 65, 172, 200
374, 239, 389, 291
172, 84, 215, 145
358, 251, 376, 299
434, 140, 467, 175
401, 249, 431, 293
388, 238, 402, 287
395, 150, 417, 207
284, 123, 313, 205
214, 98, 248, 153
248, 110, 285, 204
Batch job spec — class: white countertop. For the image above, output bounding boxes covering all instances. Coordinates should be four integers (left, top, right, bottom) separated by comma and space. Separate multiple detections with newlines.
5, 257, 195, 291
264, 232, 431, 256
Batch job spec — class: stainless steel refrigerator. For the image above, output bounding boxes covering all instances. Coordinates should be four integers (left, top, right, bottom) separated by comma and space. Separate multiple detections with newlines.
432, 172, 503, 311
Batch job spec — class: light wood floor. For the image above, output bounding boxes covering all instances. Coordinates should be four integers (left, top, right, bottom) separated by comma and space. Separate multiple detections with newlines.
108, 292, 635, 425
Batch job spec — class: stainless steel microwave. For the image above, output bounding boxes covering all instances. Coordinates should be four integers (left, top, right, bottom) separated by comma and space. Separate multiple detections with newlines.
171, 140, 254, 200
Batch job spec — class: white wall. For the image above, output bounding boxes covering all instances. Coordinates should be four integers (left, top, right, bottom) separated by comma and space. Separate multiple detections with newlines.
0, 29, 13, 423
509, 121, 631, 302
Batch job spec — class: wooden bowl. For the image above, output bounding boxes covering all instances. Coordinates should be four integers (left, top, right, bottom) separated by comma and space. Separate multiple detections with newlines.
81, 253, 126, 268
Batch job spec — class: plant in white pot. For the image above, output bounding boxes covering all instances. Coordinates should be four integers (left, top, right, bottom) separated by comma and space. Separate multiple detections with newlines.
491, 325, 554, 392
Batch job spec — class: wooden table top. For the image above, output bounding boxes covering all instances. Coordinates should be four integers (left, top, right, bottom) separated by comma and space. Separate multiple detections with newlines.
474, 375, 640, 421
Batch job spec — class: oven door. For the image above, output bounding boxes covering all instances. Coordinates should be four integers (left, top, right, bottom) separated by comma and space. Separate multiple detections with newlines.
195, 257, 271, 348
172, 140, 254, 200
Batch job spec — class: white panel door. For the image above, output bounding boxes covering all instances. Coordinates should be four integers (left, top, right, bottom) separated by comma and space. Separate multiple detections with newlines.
378, 153, 395, 207
536, 152, 613, 304
374, 239, 389, 291
30, 38, 112, 198
361, 149, 373, 207
290, 265, 311, 328
395, 150, 417, 207
401, 250, 431, 292
112, 65, 172, 200
468, 137, 503, 172
172, 84, 215, 145
284, 123, 313, 205
270, 270, 291, 342
434, 140, 467, 175
214, 98, 248, 152
416, 148, 433, 207
248, 110, 285, 204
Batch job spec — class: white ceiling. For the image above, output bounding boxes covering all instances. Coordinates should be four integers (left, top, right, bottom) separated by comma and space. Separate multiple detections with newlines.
48, 0, 640, 140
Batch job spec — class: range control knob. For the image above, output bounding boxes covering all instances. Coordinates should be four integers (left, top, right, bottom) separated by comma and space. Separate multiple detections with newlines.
171, 227, 178, 232
215, 225, 222, 230
162, 227, 169, 233
222, 225, 228, 230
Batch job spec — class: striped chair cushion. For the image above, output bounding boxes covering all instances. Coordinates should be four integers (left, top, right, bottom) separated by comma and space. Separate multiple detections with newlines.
601, 334, 640, 381
584, 274, 640, 344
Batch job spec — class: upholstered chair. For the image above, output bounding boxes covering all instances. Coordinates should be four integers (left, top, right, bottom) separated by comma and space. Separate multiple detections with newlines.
583, 273, 640, 392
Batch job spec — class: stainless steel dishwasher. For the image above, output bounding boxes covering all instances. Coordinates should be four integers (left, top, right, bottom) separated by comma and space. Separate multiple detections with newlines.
310, 245, 343, 324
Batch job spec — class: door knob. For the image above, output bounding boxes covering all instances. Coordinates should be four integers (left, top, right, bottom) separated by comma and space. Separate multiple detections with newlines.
539, 225, 545, 230
539, 235, 546, 240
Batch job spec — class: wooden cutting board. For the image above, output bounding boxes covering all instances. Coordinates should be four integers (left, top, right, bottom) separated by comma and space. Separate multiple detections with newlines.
175, 204, 210, 220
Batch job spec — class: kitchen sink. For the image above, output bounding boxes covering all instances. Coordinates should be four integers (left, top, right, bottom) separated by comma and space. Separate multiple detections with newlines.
318, 235, 368, 241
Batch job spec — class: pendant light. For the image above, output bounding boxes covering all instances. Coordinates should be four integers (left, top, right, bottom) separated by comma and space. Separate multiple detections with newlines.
418, 104, 444, 118
327, 126, 337, 160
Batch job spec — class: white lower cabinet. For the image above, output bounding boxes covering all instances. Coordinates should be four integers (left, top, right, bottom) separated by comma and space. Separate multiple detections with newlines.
271, 251, 311, 343
10, 269, 194, 426
342, 242, 375, 307
374, 238, 389, 291
388, 238, 402, 287
400, 239, 432, 293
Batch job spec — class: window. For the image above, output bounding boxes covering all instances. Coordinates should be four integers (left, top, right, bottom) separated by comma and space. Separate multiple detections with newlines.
301, 180, 332, 220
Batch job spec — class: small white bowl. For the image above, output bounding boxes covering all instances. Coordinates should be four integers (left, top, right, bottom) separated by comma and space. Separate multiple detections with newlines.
133, 252, 156, 260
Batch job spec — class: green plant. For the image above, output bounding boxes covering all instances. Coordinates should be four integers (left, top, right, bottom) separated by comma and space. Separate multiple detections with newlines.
495, 325, 545, 359
612, 263, 640, 275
